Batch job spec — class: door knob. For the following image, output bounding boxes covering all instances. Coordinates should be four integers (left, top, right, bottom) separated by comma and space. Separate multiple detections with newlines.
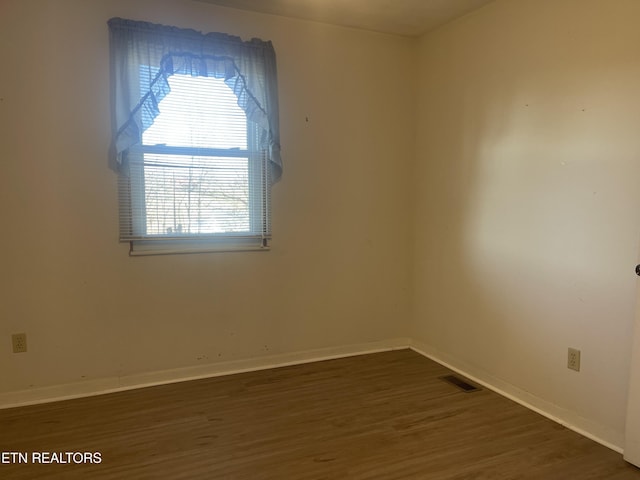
636, 264, 640, 276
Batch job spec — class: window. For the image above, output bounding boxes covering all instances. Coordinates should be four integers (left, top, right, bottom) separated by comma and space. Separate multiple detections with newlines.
121, 73, 269, 254
108, 18, 282, 255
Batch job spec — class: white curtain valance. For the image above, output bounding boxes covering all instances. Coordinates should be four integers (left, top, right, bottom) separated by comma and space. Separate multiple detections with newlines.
108, 17, 282, 183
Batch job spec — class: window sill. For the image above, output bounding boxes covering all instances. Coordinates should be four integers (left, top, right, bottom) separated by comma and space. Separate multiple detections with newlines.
126, 237, 270, 256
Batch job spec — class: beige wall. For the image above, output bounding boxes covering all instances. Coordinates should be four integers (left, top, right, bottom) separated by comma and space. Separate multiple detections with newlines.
0, 0, 415, 392
413, 0, 640, 446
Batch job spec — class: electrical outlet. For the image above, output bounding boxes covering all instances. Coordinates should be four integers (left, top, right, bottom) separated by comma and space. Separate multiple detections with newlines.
12, 333, 27, 353
568, 347, 580, 372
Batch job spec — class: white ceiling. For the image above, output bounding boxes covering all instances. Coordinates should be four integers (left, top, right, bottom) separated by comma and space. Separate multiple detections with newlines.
193, 0, 496, 37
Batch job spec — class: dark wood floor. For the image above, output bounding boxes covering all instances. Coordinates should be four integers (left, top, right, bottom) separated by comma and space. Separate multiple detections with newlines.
0, 349, 639, 479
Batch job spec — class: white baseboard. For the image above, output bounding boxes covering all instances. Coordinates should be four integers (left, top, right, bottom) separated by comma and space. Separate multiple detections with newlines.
0, 336, 624, 455
409, 339, 624, 453
0, 338, 410, 410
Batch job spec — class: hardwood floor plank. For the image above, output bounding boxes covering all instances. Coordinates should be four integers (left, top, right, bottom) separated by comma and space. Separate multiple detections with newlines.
0, 350, 638, 479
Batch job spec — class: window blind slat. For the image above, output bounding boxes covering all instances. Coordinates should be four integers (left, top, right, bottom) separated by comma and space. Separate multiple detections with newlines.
118, 74, 271, 251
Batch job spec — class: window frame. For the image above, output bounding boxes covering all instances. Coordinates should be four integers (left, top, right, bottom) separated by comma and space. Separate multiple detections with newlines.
120, 121, 271, 256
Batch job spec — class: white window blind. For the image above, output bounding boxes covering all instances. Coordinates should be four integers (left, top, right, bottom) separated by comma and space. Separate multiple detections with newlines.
118, 74, 270, 255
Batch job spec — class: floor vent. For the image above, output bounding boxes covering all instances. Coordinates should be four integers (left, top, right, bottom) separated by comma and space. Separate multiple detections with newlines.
440, 375, 481, 393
